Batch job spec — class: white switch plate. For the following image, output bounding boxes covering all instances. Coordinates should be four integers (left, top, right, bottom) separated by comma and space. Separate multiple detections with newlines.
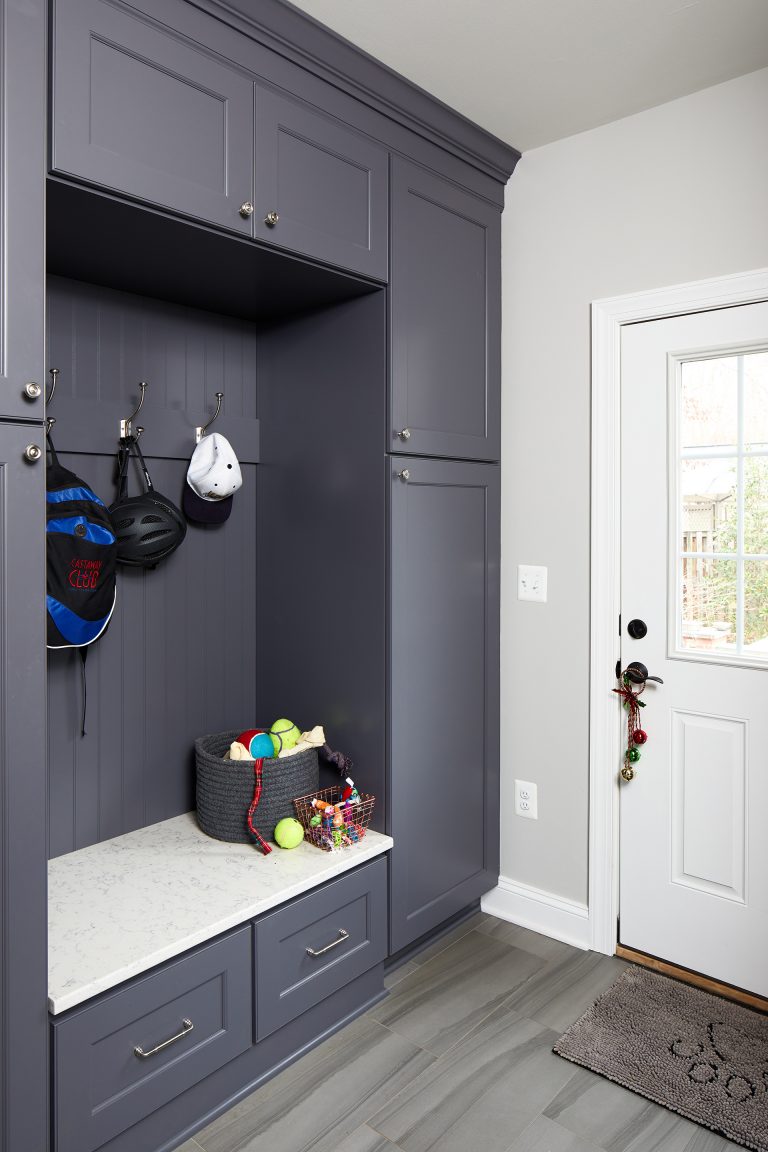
518, 564, 547, 603
514, 779, 538, 819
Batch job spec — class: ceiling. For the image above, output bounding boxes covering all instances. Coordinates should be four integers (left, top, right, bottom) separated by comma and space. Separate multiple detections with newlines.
285, 0, 768, 151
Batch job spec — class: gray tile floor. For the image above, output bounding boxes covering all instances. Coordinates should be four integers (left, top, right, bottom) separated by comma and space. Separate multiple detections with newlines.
180, 913, 742, 1152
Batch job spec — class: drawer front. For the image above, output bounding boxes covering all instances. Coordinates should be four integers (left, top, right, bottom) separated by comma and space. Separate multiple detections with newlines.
255, 857, 387, 1039
254, 87, 388, 282
52, 929, 252, 1152
52, 0, 254, 235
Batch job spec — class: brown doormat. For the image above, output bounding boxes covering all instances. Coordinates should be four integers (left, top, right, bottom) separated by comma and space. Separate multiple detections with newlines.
553, 966, 768, 1151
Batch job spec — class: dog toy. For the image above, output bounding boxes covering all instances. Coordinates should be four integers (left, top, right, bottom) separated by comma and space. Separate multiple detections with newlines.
269, 718, 301, 755
273, 817, 305, 849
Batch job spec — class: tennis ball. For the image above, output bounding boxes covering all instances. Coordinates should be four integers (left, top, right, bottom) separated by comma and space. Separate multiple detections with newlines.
251, 733, 275, 758
273, 817, 304, 850
270, 718, 301, 755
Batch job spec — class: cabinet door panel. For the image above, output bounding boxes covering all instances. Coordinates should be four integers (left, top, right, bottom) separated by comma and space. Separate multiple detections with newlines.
0, 0, 46, 420
390, 160, 500, 461
0, 424, 48, 1152
52, 0, 254, 234
389, 457, 500, 952
255, 87, 388, 281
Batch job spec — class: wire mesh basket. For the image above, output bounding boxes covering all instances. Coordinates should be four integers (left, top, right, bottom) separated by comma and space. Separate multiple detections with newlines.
293, 785, 376, 851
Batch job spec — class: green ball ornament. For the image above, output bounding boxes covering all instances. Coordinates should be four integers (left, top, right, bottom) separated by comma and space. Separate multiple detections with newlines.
273, 817, 305, 849
627, 746, 641, 763
270, 718, 301, 755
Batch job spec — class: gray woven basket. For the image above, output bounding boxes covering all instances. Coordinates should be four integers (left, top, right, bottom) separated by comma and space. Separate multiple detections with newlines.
195, 730, 319, 844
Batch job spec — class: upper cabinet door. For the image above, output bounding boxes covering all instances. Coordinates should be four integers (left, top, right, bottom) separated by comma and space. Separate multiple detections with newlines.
390, 159, 501, 462
254, 87, 388, 282
51, 0, 255, 235
0, 0, 46, 420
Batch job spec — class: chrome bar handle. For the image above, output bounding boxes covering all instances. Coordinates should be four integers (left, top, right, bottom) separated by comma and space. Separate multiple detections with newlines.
306, 929, 349, 958
134, 1017, 193, 1059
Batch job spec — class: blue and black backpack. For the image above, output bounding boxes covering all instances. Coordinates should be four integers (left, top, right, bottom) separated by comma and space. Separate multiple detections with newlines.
46, 434, 118, 729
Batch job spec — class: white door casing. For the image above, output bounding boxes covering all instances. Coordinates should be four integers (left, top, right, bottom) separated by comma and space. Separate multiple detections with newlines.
619, 304, 768, 996
588, 268, 768, 959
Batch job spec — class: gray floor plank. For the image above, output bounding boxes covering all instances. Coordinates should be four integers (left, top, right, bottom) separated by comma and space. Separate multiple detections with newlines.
544, 1066, 719, 1152
336, 1125, 403, 1152
408, 910, 490, 966
194, 1016, 433, 1152
384, 960, 419, 989
477, 918, 578, 965
371, 928, 546, 1055
505, 1114, 605, 1152
370, 1011, 576, 1152
501, 948, 627, 1032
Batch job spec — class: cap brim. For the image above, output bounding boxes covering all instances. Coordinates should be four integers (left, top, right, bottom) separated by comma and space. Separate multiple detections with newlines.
183, 485, 233, 524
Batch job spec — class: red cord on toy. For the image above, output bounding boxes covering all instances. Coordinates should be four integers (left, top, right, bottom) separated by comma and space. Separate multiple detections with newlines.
247, 758, 272, 855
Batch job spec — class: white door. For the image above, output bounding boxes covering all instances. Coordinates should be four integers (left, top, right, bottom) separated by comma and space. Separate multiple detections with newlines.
620, 301, 768, 997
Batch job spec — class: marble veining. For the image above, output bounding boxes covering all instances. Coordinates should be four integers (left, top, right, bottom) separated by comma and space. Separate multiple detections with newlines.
48, 812, 392, 1014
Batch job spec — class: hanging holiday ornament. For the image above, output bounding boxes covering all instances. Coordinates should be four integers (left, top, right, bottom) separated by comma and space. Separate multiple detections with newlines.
612, 671, 649, 782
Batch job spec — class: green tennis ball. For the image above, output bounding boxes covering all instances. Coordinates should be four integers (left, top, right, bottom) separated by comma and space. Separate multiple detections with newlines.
274, 817, 304, 850
270, 718, 301, 754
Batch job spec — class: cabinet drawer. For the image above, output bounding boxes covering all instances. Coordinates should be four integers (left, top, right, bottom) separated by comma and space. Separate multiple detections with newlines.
52, 928, 252, 1152
255, 857, 387, 1039
52, 0, 254, 235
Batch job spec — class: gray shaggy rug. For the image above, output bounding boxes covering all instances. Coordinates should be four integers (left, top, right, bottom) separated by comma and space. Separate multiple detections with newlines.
553, 966, 768, 1151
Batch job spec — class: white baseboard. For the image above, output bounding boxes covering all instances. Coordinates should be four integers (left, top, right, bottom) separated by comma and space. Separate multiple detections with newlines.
481, 876, 591, 950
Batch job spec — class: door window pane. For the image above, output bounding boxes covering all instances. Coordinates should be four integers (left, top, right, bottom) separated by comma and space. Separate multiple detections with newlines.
680, 356, 737, 449
744, 350, 768, 450
675, 349, 768, 662
681, 558, 736, 654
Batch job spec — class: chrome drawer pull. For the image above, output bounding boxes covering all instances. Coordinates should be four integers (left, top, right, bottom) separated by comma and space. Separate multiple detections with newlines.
134, 1018, 194, 1059
306, 929, 349, 958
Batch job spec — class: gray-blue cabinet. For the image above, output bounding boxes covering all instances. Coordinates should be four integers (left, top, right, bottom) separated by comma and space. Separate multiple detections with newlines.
52, 929, 253, 1152
51, 0, 255, 235
390, 158, 501, 462
0, 424, 49, 1152
0, 0, 47, 421
254, 86, 388, 281
389, 456, 500, 951
51, 0, 389, 280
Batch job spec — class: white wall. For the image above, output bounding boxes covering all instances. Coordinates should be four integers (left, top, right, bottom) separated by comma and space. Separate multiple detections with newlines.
499, 67, 768, 908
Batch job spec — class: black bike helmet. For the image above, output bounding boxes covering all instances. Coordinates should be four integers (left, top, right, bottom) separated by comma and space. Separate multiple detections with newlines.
110, 436, 186, 568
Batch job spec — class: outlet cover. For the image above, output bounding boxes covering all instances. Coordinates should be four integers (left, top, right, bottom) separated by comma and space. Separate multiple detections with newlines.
518, 564, 547, 603
514, 779, 538, 819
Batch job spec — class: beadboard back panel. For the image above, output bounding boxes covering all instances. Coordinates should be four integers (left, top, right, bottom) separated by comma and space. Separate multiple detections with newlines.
46, 278, 258, 858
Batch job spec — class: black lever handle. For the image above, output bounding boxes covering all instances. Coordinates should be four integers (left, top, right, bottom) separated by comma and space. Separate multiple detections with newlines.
624, 661, 663, 686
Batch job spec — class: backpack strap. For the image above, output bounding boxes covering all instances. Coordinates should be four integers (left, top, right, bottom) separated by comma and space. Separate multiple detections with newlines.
132, 435, 154, 492
46, 429, 61, 469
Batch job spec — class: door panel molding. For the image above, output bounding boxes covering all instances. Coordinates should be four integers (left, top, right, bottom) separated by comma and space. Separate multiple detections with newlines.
589, 267, 768, 956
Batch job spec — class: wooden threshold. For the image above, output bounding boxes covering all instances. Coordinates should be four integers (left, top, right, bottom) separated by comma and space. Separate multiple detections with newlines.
616, 945, 768, 1014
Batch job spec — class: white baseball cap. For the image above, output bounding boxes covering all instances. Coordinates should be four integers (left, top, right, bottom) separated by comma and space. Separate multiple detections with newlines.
183, 433, 242, 523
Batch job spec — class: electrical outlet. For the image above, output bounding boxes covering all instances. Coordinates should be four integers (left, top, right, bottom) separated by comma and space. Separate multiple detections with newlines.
518, 564, 547, 603
514, 779, 538, 819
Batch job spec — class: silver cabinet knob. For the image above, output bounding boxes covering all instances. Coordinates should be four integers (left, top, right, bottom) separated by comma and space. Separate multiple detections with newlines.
23, 382, 42, 400
264, 211, 279, 227
398, 469, 410, 482
239, 201, 254, 218
397, 428, 411, 441
24, 444, 42, 462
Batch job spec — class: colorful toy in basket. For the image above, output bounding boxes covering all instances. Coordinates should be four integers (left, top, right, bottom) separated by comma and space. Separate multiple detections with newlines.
235, 729, 276, 760
293, 778, 375, 852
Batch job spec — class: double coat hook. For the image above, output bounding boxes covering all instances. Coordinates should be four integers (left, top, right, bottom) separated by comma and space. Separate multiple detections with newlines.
196, 392, 223, 443
121, 382, 147, 439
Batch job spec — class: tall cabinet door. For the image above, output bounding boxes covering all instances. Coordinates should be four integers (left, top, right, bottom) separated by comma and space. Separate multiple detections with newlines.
390, 159, 501, 462
389, 456, 500, 953
0, 429, 48, 1152
0, 0, 46, 421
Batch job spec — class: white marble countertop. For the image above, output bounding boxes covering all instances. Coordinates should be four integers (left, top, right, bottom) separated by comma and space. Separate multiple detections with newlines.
48, 813, 392, 1015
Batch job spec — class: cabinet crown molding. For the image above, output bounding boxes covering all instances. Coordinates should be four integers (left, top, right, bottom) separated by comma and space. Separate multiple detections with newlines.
191, 0, 522, 184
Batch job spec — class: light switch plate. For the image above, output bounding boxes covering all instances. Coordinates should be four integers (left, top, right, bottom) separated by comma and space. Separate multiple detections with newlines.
518, 564, 547, 603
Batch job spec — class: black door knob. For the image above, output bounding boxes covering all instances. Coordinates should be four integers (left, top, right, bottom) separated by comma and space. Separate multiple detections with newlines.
627, 618, 647, 639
